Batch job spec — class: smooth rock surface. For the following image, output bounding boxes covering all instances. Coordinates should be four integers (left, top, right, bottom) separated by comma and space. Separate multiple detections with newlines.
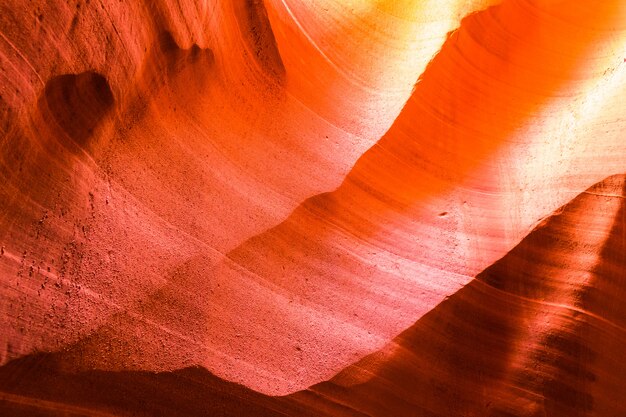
1, 0, 626, 411
1, 175, 626, 415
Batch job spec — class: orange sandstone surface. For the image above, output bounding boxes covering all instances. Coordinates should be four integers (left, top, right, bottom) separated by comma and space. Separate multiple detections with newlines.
1, 0, 626, 415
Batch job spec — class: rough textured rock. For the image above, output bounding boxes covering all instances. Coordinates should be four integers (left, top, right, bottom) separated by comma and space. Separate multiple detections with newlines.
1, 0, 626, 413
1, 175, 626, 416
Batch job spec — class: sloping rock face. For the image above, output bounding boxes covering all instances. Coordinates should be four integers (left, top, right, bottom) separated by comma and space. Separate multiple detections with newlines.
1, 175, 625, 416
1, 0, 625, 410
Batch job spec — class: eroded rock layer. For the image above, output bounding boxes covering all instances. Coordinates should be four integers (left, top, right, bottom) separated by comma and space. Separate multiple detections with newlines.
1, 175, 626, 416
1, 0, 626, 413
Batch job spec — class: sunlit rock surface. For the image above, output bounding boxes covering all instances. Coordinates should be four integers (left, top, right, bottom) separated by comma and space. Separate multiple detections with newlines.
2, 175, 626, 416
1, 0, 625, 414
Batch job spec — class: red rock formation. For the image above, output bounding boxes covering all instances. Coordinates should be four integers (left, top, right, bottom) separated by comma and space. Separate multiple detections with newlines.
1, 0, 626, 413
1, 0, 474, 382
1, 175, 626, 416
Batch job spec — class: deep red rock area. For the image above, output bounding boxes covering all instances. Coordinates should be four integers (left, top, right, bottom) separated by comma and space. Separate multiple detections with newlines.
1, 0, 625, 415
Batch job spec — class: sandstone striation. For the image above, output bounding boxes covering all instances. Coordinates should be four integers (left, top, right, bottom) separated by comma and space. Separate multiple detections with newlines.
1, 0, 625, 414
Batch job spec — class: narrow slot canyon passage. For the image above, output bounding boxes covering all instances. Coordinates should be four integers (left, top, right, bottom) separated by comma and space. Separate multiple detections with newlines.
1, 1, 626, 416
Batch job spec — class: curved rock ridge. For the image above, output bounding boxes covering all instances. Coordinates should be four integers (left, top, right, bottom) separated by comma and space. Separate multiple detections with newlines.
1, 0, 626, 401
0, 0, 497, 381
1, 174, 626, 416
312, 174, 626, 417
124, 0, 626, 393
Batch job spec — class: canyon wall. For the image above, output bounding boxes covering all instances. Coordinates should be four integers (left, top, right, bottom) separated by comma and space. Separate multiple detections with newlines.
1, 0, 625, 415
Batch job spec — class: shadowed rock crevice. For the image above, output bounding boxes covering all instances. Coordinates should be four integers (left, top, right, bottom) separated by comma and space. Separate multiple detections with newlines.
233, 0, 286, 81
38, 71, 114, 151
128, 30, 215, 108
0, 353, 301, 417
156, 31, 215, 79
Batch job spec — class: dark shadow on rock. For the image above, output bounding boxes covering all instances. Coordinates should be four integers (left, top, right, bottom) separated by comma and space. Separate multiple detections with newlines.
38, 71, 114, 152
0, 352, 305, 417
233, 0, 286, 82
